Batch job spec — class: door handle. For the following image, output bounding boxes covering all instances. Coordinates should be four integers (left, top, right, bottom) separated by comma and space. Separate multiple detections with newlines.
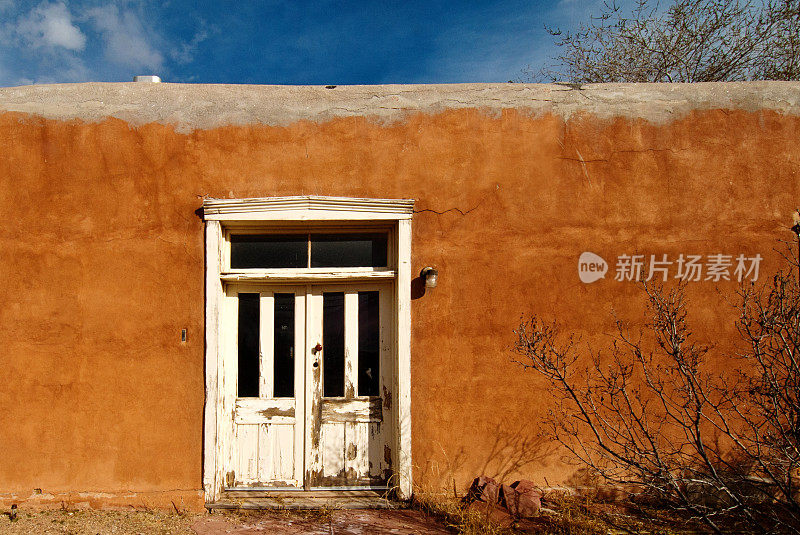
312, 343, 322, 367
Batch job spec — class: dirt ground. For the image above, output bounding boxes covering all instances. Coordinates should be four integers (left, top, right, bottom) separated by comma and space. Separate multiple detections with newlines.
0, 508, 456, 534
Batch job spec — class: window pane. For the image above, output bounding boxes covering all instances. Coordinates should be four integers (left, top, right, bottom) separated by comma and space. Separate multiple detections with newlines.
322, 292, 345, 397
230, 235, 308, 268
310, 234, 387, 268
237, 293, 260, 398
358, 291, 380, 397
273, 293, 295, 398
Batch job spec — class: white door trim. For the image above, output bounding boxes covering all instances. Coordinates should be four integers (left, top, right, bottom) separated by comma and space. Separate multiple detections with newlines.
202, 196, 414, 503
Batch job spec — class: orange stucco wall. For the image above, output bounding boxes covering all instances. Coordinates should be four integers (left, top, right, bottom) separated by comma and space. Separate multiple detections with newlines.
0, 104, 798, 509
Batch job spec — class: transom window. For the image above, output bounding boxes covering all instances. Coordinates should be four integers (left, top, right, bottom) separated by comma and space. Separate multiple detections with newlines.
230, 232, 389, 269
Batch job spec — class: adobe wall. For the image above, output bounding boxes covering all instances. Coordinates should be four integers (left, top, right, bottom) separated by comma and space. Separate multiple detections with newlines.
0, 82, 798, 509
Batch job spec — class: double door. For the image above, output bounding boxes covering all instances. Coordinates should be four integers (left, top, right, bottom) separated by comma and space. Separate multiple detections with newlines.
224, 283, 393, 489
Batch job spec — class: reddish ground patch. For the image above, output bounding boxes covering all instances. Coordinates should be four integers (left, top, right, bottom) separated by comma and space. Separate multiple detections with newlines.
193, 509, 455, 534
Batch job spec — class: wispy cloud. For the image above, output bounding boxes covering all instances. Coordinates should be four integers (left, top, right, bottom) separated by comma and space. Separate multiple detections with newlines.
15, 1, 86, 50
87, 4, 163, 70
170, 22, 213, 65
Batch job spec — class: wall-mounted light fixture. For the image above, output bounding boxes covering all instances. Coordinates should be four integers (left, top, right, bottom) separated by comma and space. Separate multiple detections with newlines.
420, 267, 438, 288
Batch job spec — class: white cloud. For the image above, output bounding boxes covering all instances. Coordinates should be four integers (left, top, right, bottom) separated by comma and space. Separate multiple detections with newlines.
16, 2, 86, 50
88, 4, 163, 70
170, 25, 212, 64
0, 1, 202, 86
0, 1, 91, 85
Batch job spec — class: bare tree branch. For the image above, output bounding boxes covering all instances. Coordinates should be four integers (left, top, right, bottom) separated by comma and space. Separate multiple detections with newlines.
527, 0, 800, 83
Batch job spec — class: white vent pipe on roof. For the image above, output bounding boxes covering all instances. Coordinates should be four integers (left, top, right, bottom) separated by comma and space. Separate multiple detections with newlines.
133, 75, 161, 83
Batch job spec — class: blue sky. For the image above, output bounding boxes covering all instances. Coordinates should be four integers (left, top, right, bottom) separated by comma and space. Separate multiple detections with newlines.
0, 0, 616, 87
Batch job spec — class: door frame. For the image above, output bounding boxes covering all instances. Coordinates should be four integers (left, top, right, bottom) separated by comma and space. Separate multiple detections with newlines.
202, 196, 414, 504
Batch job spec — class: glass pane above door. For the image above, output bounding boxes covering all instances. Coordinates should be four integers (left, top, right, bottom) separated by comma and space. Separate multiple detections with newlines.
310, 234, 388, 268
228, 233, 388, 269
230, 235, 308, 268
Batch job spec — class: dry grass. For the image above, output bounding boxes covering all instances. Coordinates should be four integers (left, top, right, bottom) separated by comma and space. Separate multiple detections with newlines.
0, 507, 202, 534
412, 492, 512, 535
410, 488, 701, 534
219, 505, 335, 525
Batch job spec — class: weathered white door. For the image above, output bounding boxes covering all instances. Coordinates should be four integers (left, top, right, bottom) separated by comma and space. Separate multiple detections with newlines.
229, 285, 305, 488
227, 283, 392, 490
305, 284, 393, 488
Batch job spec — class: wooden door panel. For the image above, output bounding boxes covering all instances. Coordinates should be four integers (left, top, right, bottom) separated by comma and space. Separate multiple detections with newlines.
233, 424, 259, 485
316, 421, 389, 486
233, 423, 296, 486
235, 398, 296, 424
257, 424, 295, 483
321, 398, 382, 422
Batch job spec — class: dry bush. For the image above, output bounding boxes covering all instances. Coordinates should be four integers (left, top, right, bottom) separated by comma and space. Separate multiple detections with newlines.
514, 262, 800, 533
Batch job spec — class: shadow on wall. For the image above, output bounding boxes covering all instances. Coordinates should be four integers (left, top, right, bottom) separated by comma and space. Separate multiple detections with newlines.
411, 275, 426, 300
416, 423, 556, 495
473, 423, 557, 486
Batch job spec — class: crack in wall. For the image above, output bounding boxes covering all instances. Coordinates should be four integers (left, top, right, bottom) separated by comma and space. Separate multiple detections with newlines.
413, 200, 484, 217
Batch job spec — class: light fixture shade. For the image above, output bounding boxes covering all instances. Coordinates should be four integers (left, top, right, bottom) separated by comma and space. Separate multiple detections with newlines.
425, 272, 437, 288
421, 267, 438, 288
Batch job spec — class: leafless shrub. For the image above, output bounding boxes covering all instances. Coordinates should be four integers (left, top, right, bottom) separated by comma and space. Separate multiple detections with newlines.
513, 265, 800, 533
